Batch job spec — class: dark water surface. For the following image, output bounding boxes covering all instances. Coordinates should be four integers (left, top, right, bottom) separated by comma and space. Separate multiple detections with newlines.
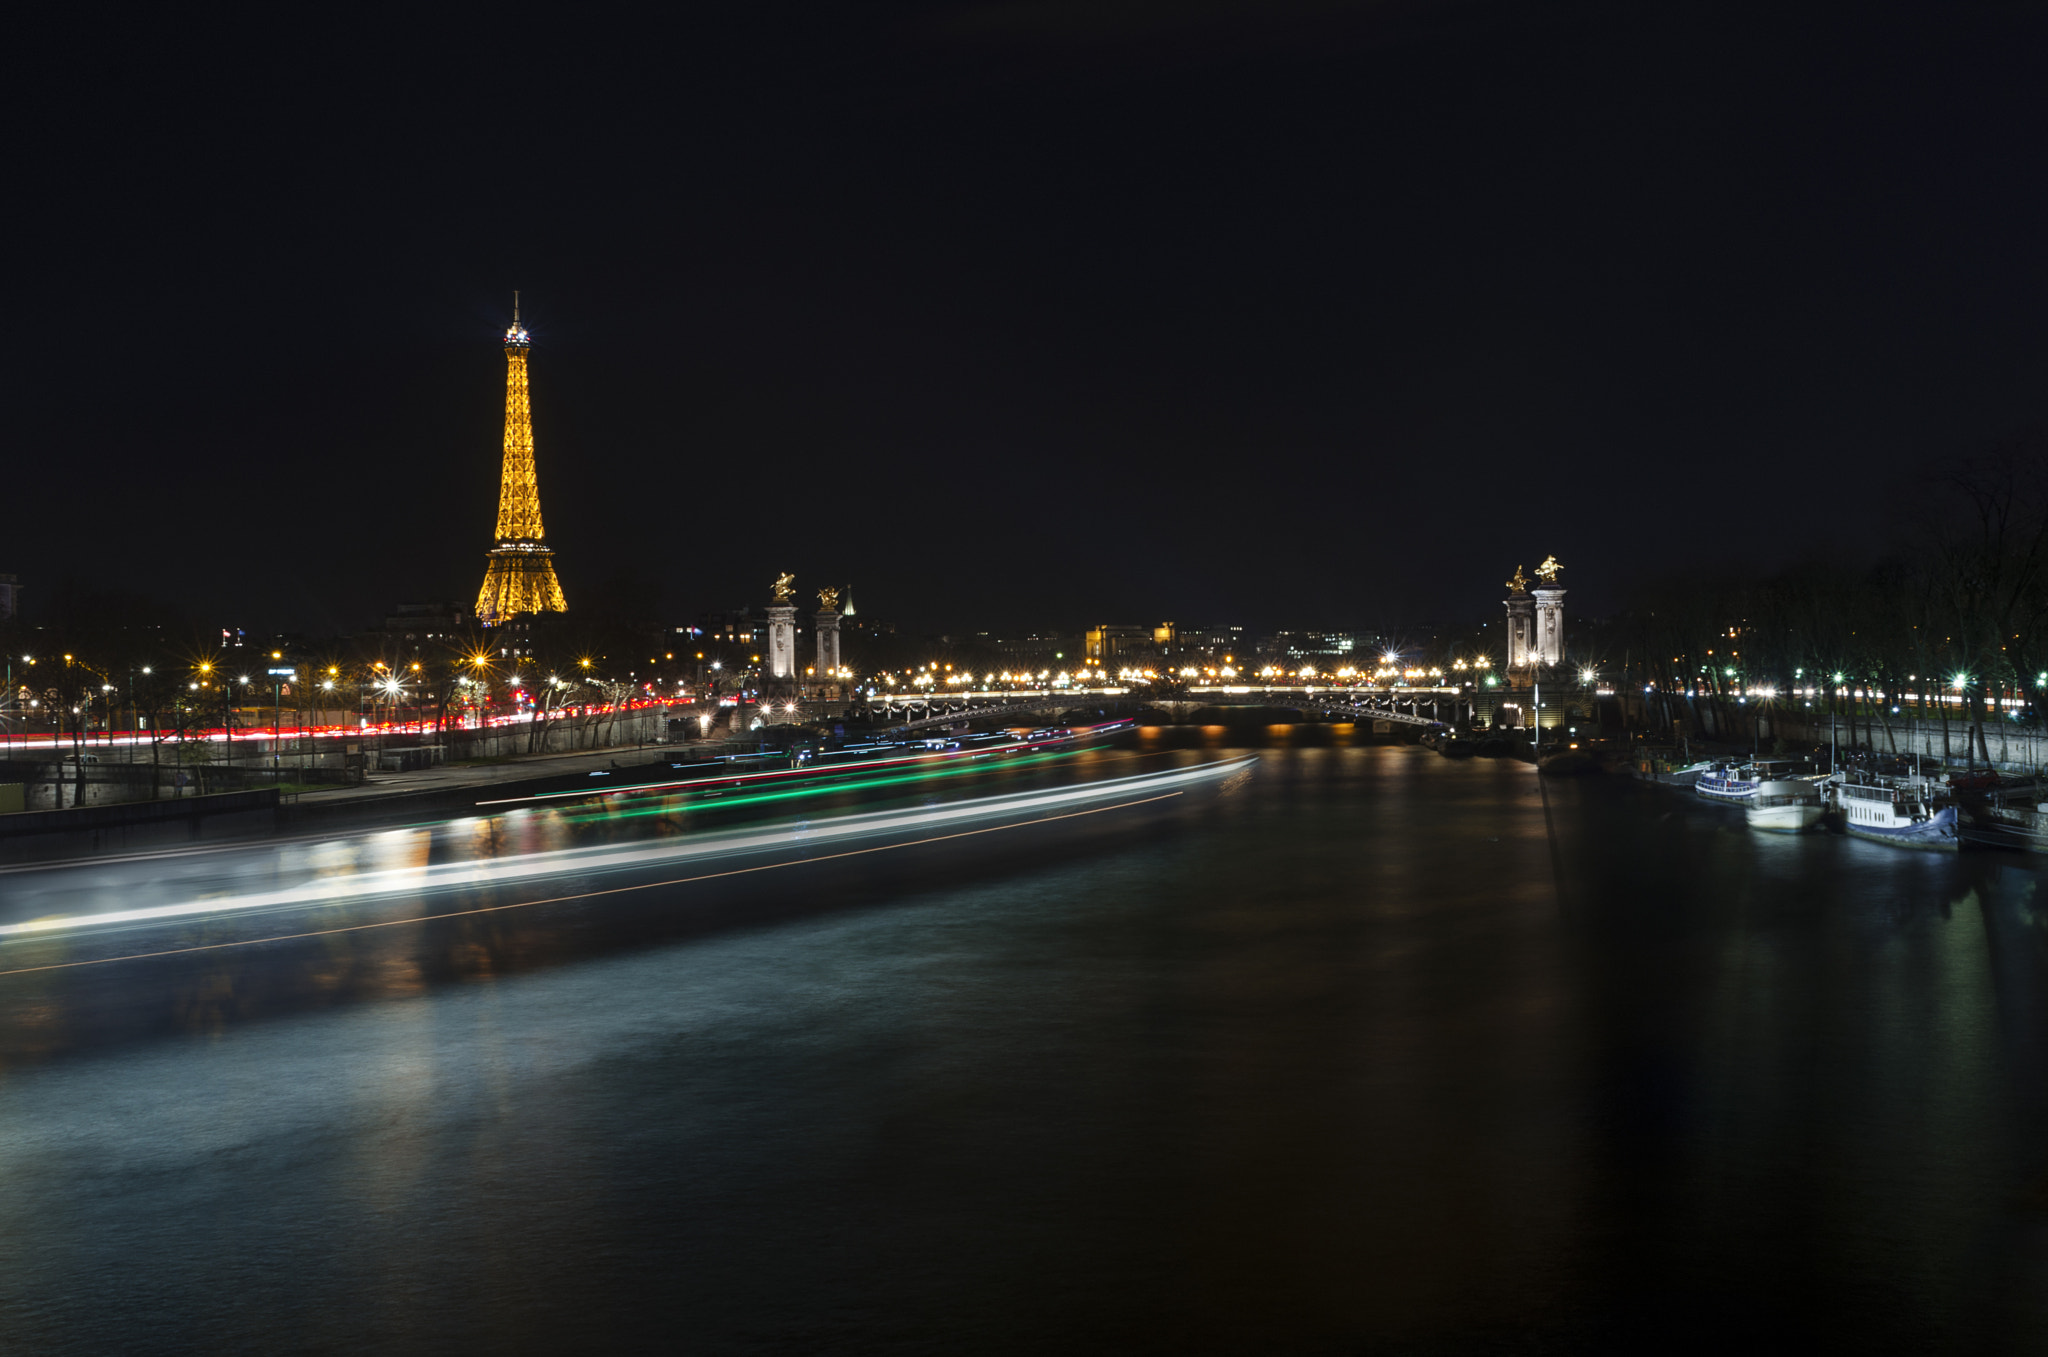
2, 746, 2046, 1353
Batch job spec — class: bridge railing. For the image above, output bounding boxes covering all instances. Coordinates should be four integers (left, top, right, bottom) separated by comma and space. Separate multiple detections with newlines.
852, 685, 1468, 733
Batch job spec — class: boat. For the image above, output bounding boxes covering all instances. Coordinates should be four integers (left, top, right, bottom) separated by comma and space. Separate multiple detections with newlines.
1694, 761, 1762, 803
1828, 771, 1958, 851
1746, 777, 1825, 833
1960, 802, 2048, 851
1695, 758, 1806, 805
1634, 749, 1712, 789
1954, 777, 2048, 851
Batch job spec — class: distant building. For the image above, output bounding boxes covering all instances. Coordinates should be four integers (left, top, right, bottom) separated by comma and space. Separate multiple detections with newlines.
383, 602, 472, 641
0, 574, 17, 622
686, 608, 767, 649
829, 588, 893, 637
991, 635, 1080, 664
1164, 624, 1245, 660
1086, 624, 1155, 664
1259, 631, 1363, 662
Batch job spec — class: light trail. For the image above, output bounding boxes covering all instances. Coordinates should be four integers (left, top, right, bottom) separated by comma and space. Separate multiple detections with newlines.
481, 739, 1049, 808
0, 758, 1254, 944
482, 720, 1134, 809
0, 791, 1190, 979
543, 744, 1088, 824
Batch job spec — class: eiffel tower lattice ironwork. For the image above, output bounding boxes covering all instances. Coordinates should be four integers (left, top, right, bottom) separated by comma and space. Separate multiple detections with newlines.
475, 292, 568, 625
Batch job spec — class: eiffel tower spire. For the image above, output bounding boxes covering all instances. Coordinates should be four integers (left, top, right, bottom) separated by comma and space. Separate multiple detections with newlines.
475, 293, 568, 625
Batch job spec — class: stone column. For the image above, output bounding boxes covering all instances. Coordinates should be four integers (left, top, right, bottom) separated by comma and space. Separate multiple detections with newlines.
1532, 587, 1566, 667
766, 605, 797, 683
1504, 592, 1535, 680
815, 611, 841, 683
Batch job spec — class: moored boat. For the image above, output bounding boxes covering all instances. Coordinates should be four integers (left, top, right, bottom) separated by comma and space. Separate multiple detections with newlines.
1746, 778, 1825, 833
1955, 777, 2048, 850
1959, 804, 2048, 851
1829, 772, 1958, 851
1695, 762, 1762, 804
1696, 759, 1806, 806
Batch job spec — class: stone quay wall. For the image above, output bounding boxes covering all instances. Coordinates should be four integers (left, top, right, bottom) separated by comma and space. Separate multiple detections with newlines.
1640, 694, 2048, 772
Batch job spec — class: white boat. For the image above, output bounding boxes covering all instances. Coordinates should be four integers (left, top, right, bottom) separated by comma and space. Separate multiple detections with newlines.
1746, 778, 1824, 833
1828, 772, 1958, 851
1696, 759, 1806, 806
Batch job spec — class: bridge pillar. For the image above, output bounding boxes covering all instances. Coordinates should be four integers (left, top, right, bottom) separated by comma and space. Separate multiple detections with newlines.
815, 610, 842, 686
766, 605, 797, 684
1505, 590, 1536, 685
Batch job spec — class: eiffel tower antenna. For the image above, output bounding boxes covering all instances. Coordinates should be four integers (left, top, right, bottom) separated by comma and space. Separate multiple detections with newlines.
475, 295, 567, 625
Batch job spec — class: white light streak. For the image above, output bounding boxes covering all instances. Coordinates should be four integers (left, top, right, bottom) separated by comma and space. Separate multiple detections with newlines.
0, 759, 1254, 941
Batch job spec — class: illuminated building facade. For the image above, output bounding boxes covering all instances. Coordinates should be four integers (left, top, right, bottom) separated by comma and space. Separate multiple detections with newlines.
475, 295, 568, 626
1085, 624, 1153, 664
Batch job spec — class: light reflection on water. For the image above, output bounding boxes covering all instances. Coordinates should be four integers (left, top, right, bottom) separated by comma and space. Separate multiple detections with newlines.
0, 747, 2044, 1353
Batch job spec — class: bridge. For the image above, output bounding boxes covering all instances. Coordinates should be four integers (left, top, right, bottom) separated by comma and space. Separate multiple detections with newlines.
850, 686, 1468, 733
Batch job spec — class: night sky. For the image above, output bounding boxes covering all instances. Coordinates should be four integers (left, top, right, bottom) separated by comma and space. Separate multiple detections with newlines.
15, 2, 2047, 638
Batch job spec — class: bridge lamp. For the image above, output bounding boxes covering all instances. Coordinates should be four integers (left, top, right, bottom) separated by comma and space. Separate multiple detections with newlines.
1581, 668, 1596, 685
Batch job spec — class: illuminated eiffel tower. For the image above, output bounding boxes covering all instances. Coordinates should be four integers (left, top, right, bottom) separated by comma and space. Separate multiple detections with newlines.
475, 293, 568, 625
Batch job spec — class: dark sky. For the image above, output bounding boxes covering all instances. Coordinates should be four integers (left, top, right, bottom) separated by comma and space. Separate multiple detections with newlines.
14, 1, 2047, 638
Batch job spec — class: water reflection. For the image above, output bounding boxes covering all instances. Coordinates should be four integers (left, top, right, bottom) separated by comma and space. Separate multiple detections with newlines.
0, 749, 2043, 1352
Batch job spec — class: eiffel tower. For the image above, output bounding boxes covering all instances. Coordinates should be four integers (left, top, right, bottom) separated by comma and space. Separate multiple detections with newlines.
475, 293, 568, 625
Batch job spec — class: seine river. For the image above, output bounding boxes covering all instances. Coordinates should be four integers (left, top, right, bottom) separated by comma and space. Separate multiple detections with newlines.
2, 743, 2044, 1353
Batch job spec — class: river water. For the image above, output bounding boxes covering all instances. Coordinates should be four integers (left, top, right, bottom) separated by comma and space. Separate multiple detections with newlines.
1, 743, 2044, 1353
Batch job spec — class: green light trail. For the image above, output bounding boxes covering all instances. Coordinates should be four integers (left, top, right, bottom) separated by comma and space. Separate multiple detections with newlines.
555, 746, 1085, 825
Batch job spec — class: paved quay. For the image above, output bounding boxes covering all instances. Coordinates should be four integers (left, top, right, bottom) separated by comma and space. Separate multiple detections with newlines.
296, 740, 709, 806
279, 736, 751, 831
